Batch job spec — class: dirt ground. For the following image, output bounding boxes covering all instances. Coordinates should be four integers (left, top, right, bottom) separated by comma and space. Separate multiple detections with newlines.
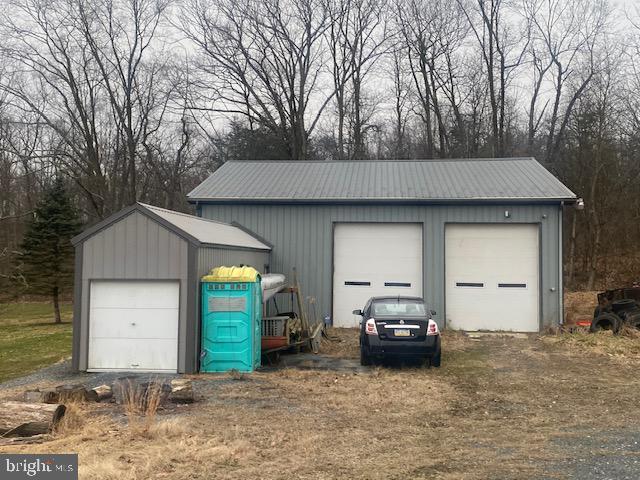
2, 325, 640, 479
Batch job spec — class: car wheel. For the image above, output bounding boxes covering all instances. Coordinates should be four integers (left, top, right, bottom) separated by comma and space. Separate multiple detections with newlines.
430, 348, 441, 368
590, 312, 622, 334
360, 344, 372, 366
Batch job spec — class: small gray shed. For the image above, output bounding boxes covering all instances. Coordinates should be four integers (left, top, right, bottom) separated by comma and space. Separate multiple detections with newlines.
189, 158, 577, 332
71, 203, 271, 373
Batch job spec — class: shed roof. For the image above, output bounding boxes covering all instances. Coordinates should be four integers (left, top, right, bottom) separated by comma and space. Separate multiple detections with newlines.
187, 158, 576, 203
71, 203, 271, 250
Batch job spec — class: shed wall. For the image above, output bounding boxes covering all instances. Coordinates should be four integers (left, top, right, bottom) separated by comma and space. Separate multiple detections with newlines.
200, 203, 564, 329
77, 211, 190, 371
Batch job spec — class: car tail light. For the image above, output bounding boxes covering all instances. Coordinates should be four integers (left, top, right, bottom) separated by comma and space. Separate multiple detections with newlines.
365, 318, 378, 335
427, 319, 439, 336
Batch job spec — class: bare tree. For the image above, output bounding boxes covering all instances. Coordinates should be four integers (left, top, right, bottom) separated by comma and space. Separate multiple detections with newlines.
457, 0, 529, 157
396, 0, 467, 158
181, 0, 331, 160
326, 0, 388, 159
521, 0, 609, 163
0, 0, 173, 219
387, 45, 412, 158
75, 0, 171, 206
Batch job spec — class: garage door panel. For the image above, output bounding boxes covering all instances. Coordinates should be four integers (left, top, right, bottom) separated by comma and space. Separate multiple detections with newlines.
446, 224, 539, 332
88, 280, 179, 372
89, 308, 179, 339
333, 223, 423, 328
88, 338, 177, 371
90, 282, 179, 309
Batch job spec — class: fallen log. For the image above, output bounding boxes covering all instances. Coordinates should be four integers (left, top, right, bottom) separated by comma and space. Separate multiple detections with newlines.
55, 384, 87, 403
169, 379, 194, 404
0, 433, 51, 445
23, 389, 59, 404
90, 385, 112, 402
0, 402, 66, 437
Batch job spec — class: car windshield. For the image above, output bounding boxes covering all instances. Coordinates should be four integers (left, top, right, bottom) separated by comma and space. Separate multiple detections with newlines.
372, 300, 426, 316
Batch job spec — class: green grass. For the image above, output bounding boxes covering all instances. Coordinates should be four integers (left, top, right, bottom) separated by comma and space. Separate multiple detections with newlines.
0, 302, 73, 383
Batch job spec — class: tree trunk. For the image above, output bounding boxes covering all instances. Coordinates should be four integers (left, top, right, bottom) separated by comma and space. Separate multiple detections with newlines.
567, 210, 578, 288
0, 402, 66, 437
337, 94, 345, 159
586, 220, 601, 291
53, 285, 61, 324
352, 72, 364, 159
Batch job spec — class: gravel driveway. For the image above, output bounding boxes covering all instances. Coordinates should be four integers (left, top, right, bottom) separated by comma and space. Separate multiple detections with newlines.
2, 331, 640, 479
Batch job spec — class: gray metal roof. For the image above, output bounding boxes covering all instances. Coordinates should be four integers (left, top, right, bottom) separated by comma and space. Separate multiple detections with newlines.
187, 158, 576, 203
72, 203, 271, 250
139, 204, 271, 250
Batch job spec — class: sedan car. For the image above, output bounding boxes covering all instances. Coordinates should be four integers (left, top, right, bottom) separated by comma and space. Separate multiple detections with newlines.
353, 296, 441, 367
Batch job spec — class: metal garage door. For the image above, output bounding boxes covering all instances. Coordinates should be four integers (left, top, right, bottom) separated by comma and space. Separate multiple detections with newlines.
88, 281, 179, 372
332, 223, 423, 327
445, 224, 539, 332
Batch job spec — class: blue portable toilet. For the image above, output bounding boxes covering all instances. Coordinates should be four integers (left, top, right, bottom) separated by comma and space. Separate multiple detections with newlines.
200, 266, 262, 372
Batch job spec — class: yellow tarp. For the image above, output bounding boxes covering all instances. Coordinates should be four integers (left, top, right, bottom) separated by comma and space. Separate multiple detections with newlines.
201, 265, 260, 283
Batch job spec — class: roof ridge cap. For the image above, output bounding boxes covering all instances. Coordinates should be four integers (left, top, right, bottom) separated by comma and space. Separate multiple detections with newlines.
139, 202, 236, 227
222, 157, 536, 164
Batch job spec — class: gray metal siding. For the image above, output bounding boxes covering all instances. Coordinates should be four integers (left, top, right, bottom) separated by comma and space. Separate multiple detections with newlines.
78, 211, 190, 372
200, 203, 563, 329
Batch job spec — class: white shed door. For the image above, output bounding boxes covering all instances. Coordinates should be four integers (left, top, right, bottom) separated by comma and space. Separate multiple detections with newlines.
88, 281, 179, 372
445, 224, 539, 332
333, 223, 423, 327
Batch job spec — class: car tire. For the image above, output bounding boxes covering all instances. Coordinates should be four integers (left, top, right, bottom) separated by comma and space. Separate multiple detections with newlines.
430, 348, 441, 368
590, 312, 622, 334
360, 345, 372, 366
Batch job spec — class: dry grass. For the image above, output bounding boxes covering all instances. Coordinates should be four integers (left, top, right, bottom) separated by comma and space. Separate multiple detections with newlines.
4, 325, 640, 479
318, 327, 360, 358
541, 329, 640, 359
564, 290, 599, 323
119, 380, 165, 437
11, 409, 250, 479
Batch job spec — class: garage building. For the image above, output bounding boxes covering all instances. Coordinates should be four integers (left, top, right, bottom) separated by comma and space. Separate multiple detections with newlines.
188, 158, 577, 332
71, 203, 270, 373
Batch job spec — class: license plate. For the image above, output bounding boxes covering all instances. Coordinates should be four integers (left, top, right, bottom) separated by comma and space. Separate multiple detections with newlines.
395, 329, 410, 337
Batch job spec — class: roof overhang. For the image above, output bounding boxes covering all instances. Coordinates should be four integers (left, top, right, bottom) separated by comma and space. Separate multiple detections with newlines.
188, 197, 577, 205
71, 203, 271, 251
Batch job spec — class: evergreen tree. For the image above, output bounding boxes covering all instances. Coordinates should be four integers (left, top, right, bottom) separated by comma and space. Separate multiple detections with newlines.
18, 178, 82, 323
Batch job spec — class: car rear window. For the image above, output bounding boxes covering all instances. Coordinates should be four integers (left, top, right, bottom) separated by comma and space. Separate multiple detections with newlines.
372, 300, 426, 316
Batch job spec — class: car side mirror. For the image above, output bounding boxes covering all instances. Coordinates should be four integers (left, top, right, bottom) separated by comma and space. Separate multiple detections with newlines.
352, 309, 363, 316
430, 310, 437, 316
